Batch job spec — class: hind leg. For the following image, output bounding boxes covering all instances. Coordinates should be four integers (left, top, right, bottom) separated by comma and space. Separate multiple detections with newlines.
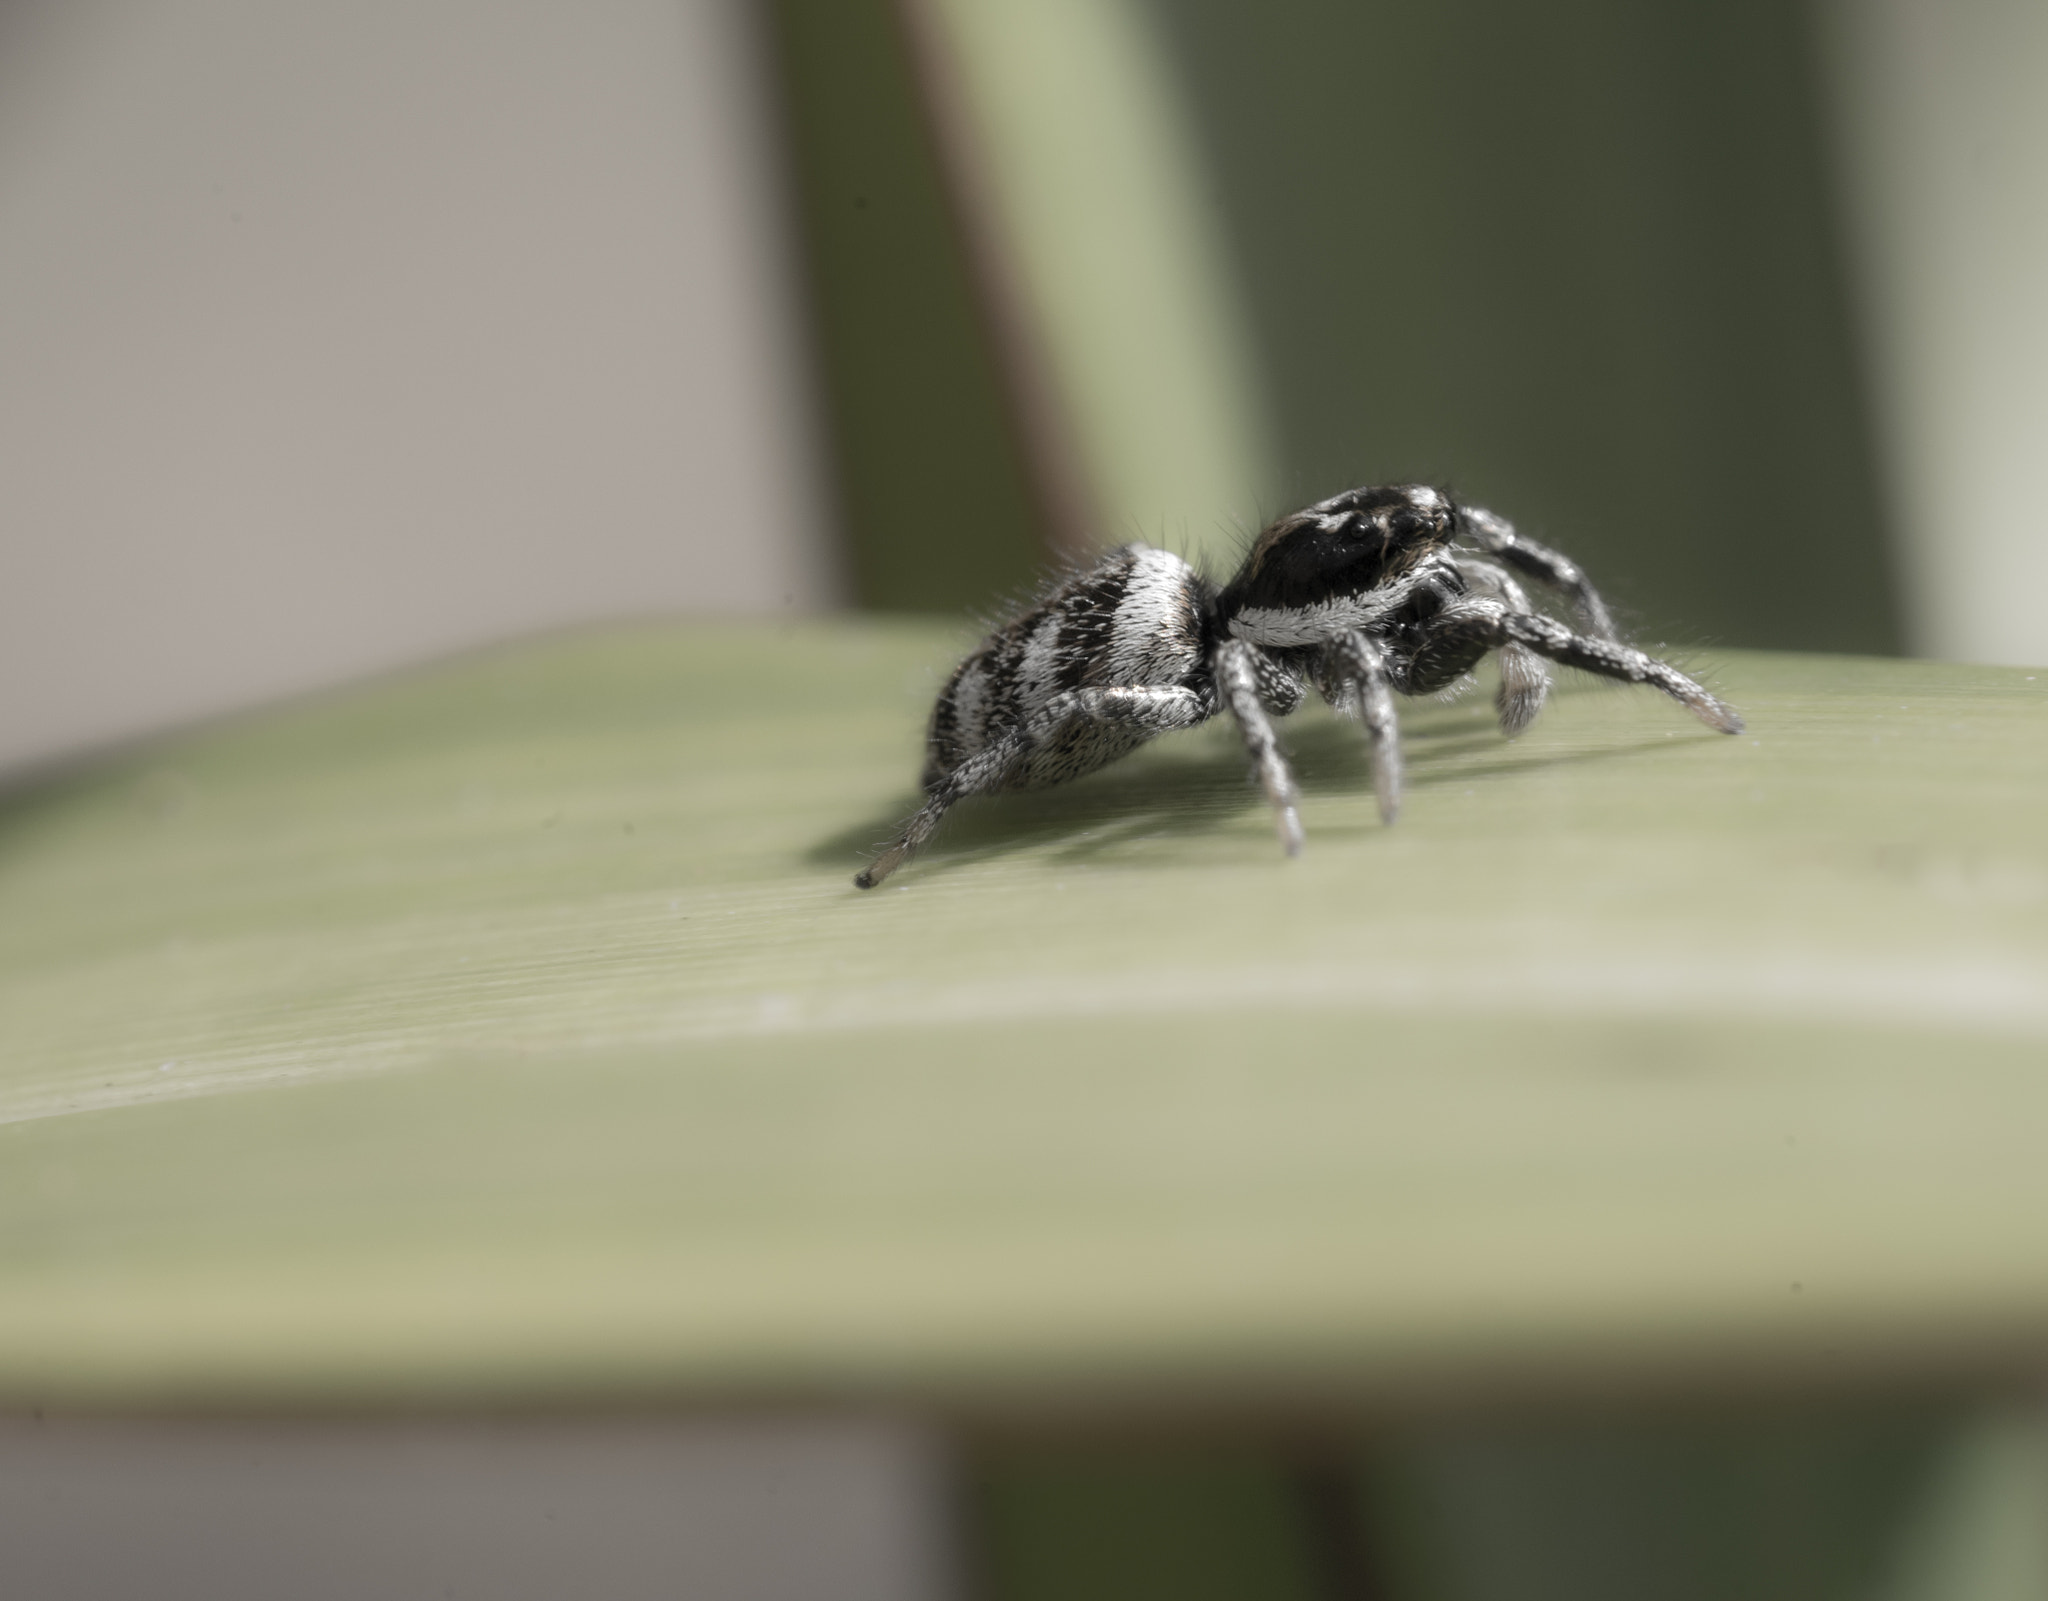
856, 686, 1209, 888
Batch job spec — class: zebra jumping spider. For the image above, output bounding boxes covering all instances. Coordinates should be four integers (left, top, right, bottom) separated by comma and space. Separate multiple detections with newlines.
854, 483, 1741, 888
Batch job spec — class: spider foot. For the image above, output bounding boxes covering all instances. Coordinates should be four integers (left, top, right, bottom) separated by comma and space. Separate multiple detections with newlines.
1703, 700, 1744, 735
854, 840, 912, 889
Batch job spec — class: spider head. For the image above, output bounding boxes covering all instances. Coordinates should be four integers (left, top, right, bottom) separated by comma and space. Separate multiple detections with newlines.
1219, 483, 1456, 618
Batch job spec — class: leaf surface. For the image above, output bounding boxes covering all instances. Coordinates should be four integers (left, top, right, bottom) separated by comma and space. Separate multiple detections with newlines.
1, 623, 2043, 1410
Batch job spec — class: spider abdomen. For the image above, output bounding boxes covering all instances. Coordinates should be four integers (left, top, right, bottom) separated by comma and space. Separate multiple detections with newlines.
923, 544, 1213, 790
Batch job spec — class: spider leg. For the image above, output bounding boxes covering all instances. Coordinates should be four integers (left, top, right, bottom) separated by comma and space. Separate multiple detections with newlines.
1249, 647, 1306, 715
854, 686, 1209, 888
1450, 557, 1550, 737
1413, 600, 1743, 734
1320, 630, 1403, 824
1457, 505, 1618, 640
1215, 639, 1304, 856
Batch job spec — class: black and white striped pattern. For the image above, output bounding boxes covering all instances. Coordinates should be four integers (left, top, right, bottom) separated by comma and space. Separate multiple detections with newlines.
923, 544, 1213, 788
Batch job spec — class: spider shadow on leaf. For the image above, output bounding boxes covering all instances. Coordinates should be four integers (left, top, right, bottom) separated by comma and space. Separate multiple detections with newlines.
812, 691, 1691, 883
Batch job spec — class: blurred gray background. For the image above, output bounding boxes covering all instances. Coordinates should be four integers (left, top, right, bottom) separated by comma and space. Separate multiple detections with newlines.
0, 0, 836, 774
0, 1413, 955, 1601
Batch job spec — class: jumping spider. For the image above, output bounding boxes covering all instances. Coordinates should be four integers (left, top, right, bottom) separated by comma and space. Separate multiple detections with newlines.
855, 484, 1741, 888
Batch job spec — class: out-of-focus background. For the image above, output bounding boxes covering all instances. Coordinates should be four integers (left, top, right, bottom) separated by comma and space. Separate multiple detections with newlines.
5, 0, 2048, 777
5, 1, 2048, 1596
0, 0, 838, 775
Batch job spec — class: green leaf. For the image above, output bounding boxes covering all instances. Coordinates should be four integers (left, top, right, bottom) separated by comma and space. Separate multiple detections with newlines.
0, 622, 2043, 1408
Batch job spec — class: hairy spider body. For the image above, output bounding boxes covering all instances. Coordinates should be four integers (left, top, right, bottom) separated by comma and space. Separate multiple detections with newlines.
854, 484, 1741, 888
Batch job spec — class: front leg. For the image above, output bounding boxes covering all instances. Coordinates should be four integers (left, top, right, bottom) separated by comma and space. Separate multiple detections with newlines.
1319, 631, 1402, 823
1248, 646, 1306, 715
1413, 601, 1744, 734
1458, 505, 1619, 640
1214, 639, 1304, 856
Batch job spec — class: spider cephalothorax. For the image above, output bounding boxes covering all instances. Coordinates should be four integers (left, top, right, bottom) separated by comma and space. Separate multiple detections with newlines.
854, 484, 1740, 888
